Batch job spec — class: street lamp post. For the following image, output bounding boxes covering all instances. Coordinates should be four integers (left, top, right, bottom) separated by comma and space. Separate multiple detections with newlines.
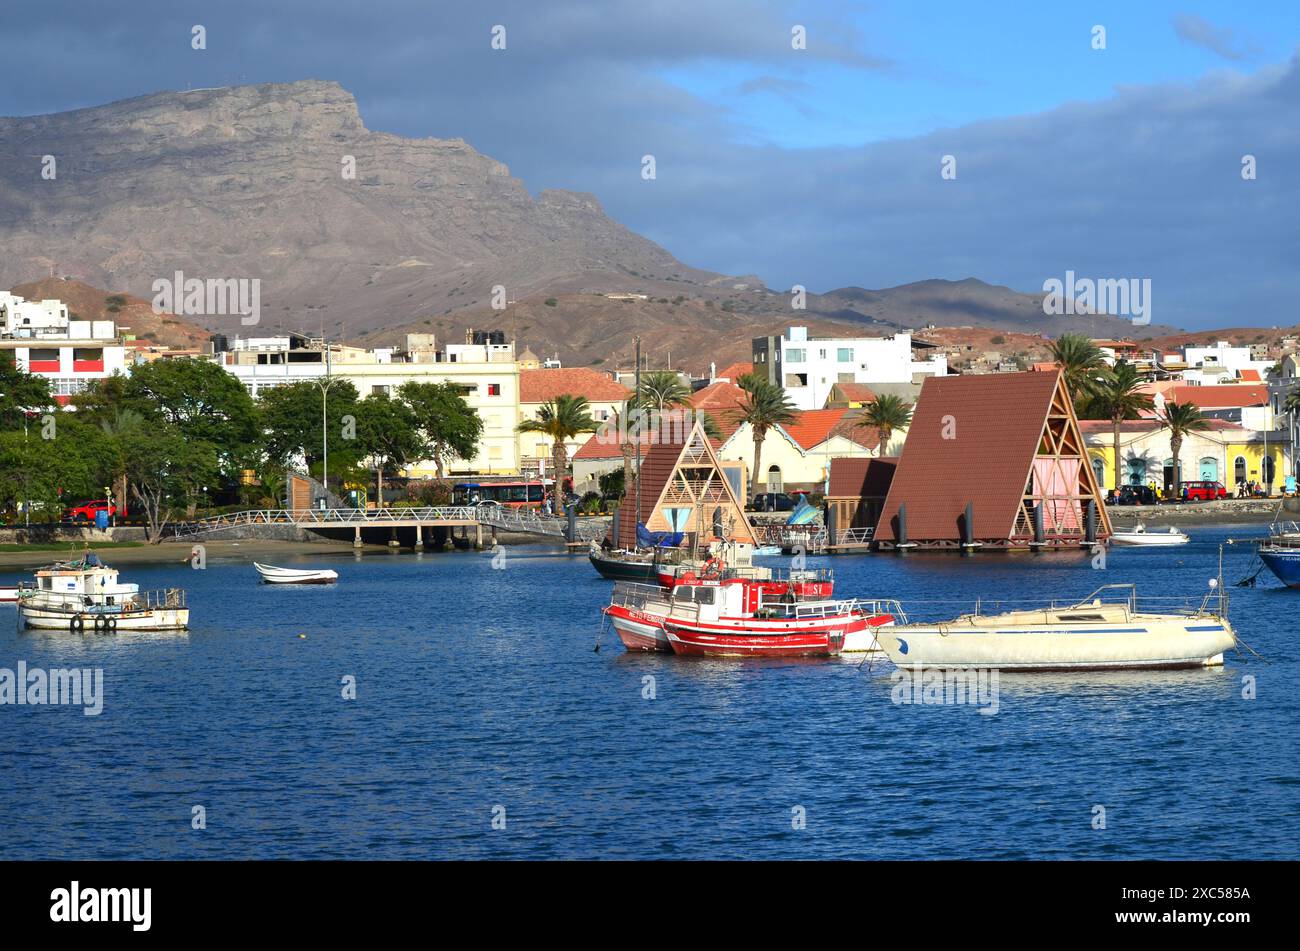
312, 344, 337, 506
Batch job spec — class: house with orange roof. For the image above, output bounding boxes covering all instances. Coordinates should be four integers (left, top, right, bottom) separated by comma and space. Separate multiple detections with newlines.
717, 407, 891, 496
518, 368, 632, 477
1159, 383, 1273, 430
712, 361, 753, 383
824, 381, 877, 409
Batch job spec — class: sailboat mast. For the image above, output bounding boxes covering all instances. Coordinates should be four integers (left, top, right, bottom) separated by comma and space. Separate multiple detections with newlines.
634, 336, 642, 531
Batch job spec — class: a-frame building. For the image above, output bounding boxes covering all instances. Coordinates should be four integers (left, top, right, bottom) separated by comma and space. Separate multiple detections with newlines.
874, 370, 1110, 550
613, 417, 757, 549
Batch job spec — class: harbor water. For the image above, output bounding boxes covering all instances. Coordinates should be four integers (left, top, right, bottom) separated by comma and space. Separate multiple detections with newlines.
1, 524, 1295, 859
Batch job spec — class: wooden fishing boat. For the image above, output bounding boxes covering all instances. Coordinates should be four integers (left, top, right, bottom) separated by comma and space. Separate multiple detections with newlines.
17, 555, 188, 632
604, 570, 897, 657
873, 584, 1236, 671
253, 563, 339, 585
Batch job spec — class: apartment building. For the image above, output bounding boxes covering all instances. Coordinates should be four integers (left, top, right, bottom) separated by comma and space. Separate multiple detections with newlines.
751, 326, 946, 411
0, 291, 127, 404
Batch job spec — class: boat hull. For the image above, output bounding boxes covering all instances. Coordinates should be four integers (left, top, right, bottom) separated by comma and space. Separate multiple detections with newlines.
1110, 532, 1188, 546
1258, 547, 1300, 588
589, 552, 660, 583
20, 607, 190, 632
664, 616, 862, 658
874, 617, 1235, 670
604, 604, 672, 652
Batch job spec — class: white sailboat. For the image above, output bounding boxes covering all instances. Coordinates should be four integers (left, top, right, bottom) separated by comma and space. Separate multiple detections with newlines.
873, 584, 1235, 671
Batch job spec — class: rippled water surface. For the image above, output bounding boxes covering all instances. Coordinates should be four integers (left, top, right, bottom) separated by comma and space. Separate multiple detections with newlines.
1, 525, 1295, 859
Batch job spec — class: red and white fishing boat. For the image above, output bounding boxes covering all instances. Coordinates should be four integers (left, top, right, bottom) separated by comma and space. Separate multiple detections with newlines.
604, 568, 899, 658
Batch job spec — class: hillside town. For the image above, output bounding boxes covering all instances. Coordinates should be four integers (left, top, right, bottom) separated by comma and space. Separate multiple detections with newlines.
2, 283, 1297, 543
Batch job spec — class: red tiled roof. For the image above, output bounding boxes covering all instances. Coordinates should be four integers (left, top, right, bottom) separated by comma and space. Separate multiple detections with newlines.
690, 381, 749, 439
520, 368, 631, 404
715, 361, 753, 382
1238, 369, 1262, 382
827, 457, 898, 499
780, 409, 853, 450
876, 371, 1066, 543
1167, 384, 1268, 409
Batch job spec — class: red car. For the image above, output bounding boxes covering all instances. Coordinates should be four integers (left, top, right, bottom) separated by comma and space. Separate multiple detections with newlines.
64, 500, 117, 522
1180, 481, 1228, 502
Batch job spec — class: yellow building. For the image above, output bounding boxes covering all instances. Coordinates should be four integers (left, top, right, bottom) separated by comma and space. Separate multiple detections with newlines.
1081, 420, 1290, 493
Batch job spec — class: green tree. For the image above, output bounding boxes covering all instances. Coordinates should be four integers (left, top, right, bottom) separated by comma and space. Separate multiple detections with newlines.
397, 381, 483, 478
1049, 333, 1108, 405
1160, 401, 1209, 495
120, 424, 220, 539
1088, 362, 1154, 490
734, 376, 797, 500
635, 370, 691, 411
0, 418, 102, 521
353, 394, 427, 509
257, 379, 360, 473
123, 358, 258, 472
857, 394, 913, 456
516, 394, 598, 506
0, 350, 52, 430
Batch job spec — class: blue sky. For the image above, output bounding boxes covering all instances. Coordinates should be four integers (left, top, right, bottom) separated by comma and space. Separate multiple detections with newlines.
670, 1, 1299, 148
1, 1, 1298, 329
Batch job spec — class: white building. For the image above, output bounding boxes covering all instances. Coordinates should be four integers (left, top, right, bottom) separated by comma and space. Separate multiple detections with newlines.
213, 330, 521, 475
751, 326, 946, 411
0, 292, 127, 404
1179, 340, 1274, 385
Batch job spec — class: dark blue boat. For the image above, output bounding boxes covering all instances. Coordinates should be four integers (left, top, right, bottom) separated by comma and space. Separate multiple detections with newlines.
1258, 544, 1300, 588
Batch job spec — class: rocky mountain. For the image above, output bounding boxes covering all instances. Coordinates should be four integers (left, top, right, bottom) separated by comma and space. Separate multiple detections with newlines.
0, 80, 1177, 366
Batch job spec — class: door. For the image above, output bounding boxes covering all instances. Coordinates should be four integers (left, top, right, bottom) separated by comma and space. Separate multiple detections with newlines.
766, 465, 783, 493
1199, 457, 1218, 482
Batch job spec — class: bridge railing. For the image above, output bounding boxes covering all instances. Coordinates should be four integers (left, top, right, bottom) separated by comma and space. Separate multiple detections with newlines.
171, 505, 610, 541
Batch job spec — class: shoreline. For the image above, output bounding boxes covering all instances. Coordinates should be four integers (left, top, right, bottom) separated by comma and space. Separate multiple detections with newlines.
0, 537, 563, 571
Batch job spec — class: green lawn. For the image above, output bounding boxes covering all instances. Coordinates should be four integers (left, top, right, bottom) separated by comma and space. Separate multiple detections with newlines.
0, 541, 146, 552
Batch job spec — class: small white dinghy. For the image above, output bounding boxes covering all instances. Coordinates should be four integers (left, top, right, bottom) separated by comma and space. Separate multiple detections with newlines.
254, 563, 339, 585
0, 585, 20, 604
1111, 523, 1189, 546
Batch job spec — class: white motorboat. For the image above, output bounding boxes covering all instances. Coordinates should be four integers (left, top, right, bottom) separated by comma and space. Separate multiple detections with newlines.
1111, 523, 1189, 546
873, 584, 1236, 671
0, 585, 18, 604
17, 555, 188, 632
254, 562, 339, 585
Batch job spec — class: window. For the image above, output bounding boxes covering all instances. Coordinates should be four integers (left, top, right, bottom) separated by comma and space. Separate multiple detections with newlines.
786, 348, 805, 363
695, 588, 715, 605
488, 383, 501, 396
838, 348, 853, 362
784, 373, 808, 388
371, 385, 389, 396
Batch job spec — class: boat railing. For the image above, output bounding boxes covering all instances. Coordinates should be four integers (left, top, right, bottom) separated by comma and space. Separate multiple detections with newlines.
609, 582, 670, 611
18, 586, 186, 612
933, 584, 1227, 621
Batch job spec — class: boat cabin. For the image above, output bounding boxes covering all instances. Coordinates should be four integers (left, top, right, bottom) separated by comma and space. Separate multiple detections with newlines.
30, 556, 139, 605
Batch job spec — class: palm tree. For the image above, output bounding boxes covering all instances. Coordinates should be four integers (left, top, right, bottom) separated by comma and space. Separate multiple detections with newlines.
1160, 400, 1209, 497
635, 370, 692, 411
1088, 362, 1154, 491
857, 394, 912, 456
1050, 333, 1108, 406
734, 377, 797, 500
517, 394, 598, 507
99, 407, 146, 519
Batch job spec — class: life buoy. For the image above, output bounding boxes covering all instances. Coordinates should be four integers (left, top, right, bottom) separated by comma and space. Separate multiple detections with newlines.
680, 571, 697, 583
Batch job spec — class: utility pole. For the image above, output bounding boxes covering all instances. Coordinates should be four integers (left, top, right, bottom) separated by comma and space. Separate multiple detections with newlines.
634, 336, 642, 532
